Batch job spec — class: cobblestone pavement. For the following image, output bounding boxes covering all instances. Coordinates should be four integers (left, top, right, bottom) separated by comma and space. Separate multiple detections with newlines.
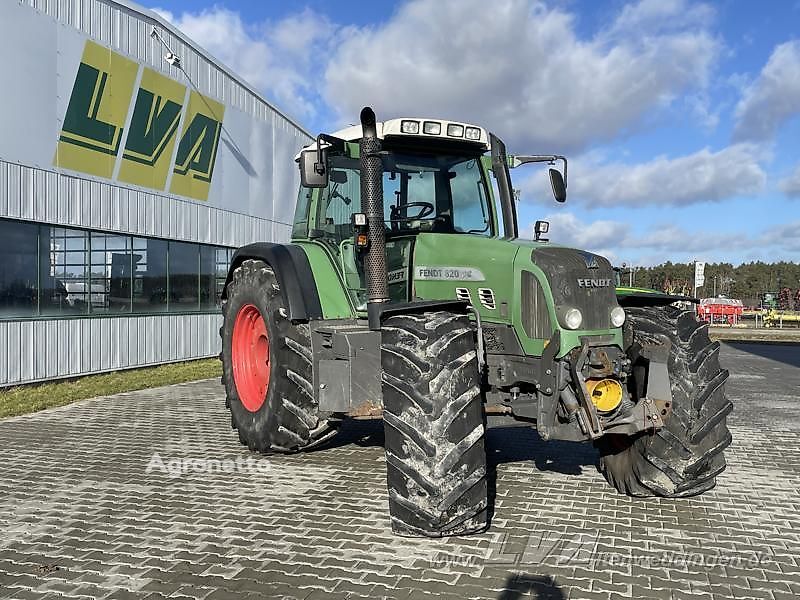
1, 342, 799, 600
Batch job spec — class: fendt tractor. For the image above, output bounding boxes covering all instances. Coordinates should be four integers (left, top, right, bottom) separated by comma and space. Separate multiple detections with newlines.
219, 107, 732, 537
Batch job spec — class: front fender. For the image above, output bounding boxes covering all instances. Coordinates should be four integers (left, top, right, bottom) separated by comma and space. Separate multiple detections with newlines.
224, 243, 323, 322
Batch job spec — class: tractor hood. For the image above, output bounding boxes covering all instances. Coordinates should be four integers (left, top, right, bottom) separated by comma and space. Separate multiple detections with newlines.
412, 233, 623, 357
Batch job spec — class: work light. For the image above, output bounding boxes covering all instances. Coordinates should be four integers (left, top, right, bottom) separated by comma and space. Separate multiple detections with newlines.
447, 124, 464, 137
401, 120, 420, 134
423, 121, 441, 135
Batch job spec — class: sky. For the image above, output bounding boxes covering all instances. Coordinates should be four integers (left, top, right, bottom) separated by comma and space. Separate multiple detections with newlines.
150, 0, 800, 267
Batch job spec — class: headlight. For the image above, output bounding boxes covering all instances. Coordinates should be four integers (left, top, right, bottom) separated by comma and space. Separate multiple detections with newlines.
611, 306, 626, 328
564, 308, 583, 330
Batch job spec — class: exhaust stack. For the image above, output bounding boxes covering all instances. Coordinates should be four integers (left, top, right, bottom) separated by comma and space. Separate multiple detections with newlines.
359, 107, 389, 329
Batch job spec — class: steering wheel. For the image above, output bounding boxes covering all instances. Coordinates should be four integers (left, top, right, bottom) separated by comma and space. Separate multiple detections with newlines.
390, 201, 435, 223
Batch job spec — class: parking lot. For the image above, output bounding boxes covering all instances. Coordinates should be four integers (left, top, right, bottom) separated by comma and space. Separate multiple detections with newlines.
1, 342, 799, 600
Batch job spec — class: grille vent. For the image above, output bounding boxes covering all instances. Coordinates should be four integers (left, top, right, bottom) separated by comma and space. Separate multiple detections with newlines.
478, 288, 496, 310
521, 270, 551, 338
455, 287, 472, 303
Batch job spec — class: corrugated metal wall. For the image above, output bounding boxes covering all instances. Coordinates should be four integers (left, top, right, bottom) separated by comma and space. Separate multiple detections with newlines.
0, 314, 222, 386
0, 160, 288, 248
0, 0, 314, 386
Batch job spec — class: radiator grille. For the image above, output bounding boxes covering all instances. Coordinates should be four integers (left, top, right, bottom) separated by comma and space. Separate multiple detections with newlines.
532, 248, 616, 330
455, 287, 472, 303
521, 270, 552, 338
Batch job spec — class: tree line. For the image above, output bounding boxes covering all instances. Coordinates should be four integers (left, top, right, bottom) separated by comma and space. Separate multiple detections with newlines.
624, 261, 800, 306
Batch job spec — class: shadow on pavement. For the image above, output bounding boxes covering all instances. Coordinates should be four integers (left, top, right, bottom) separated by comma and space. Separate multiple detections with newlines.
316, 419, 598, 535
484, 424, 597, 531
723, 341, 800, 368
497, 574, 566, 599
485, 425, 596, 476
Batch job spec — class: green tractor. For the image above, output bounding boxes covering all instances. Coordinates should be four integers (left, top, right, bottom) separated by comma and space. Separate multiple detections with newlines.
220, 107, 732, 537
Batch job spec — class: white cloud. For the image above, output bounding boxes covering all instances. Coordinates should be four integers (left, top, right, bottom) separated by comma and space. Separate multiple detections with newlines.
607, 0, 714, 35
733, 41, 800, 141
152, 7, 335, 121
779, 164, 800, 198
532, 212, 781, 266
522, 144, 765, 207
324, 0, 720, 151
537, 212, 629, 253
762, 221, 800, 252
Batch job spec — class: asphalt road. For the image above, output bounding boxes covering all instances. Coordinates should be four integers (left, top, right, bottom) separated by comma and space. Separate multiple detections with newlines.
0, 342, 799, 600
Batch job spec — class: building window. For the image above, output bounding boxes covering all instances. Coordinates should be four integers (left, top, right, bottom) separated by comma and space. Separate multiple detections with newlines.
200, 246, 231, 309
41, 227, 90, 316
0, 218, 233, 320
90, 232, 133, 313
168, 241, 200, 311
0, 220, 39, 318
133, 237, 168, 313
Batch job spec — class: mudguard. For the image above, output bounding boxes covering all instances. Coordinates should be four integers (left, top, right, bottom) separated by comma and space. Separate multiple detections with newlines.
223, 243, 322, 321
616, 287, 697, 308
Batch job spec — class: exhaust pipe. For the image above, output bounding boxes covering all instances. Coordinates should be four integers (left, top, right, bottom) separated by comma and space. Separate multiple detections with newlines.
359, 107, 389, 330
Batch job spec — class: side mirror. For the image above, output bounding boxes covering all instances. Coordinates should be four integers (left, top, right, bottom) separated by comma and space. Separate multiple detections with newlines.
549, 168, 566, 203
299, 148, 329, 188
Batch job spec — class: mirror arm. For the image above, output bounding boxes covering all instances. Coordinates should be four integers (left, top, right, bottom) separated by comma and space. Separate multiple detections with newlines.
510, 154, 568, 188
313, 133, 348, 174
314, 135, 325, 175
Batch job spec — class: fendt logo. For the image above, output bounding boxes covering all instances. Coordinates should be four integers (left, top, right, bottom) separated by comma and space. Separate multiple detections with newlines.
582, 252, 600, 269
577, 278, 612, 288
54, 41, 225, 201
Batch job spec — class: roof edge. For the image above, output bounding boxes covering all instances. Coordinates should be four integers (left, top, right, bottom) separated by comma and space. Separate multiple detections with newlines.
104, 0, 313, 138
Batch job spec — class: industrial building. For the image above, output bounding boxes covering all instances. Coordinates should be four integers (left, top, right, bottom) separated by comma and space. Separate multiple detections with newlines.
0, 0, 312, 385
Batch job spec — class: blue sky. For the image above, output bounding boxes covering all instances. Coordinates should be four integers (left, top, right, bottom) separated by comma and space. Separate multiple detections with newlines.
151, 0, 800, 266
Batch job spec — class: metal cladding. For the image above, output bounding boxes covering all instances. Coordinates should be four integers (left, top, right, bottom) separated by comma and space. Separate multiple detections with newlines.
359, 107, 389, 327
0, 0, 312, 386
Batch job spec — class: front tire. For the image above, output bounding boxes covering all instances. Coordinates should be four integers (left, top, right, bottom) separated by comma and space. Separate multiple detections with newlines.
597, 305, 732, 497
381, 311, 488, 537
220, 259, 336, 453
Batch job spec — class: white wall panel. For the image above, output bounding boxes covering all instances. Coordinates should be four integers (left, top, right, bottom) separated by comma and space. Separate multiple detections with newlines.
0, 314, 223, 386
0, 0, 313, 385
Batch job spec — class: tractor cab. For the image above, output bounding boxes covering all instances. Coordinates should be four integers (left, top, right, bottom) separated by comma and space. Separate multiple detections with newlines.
294, 118, 565, 312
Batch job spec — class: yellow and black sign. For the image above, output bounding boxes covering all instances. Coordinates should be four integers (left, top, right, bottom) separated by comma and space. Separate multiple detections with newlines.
54, 41, 225, 201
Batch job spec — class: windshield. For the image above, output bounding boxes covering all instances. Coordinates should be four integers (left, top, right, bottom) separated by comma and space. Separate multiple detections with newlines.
297, 152, 494, 246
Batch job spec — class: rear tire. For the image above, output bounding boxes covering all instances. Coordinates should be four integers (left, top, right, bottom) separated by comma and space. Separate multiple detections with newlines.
597, 305, 732, 497
220, 259, 337, 453
381, 311, 488, 537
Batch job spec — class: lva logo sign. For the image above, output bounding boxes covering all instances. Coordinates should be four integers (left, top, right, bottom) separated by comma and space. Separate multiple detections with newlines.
54, 41, 225, 201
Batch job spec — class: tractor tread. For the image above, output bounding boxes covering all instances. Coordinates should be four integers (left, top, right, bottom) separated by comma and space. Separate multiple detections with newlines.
382, 310, 488, 537
220, 259, 337, 455
597, 305, 732, 498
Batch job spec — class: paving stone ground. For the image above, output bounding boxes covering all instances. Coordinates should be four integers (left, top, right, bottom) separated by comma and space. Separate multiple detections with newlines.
1, 342, 799, 600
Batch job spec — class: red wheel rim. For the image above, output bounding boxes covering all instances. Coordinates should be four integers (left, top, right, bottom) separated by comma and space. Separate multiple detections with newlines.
232, 304, 270, 412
